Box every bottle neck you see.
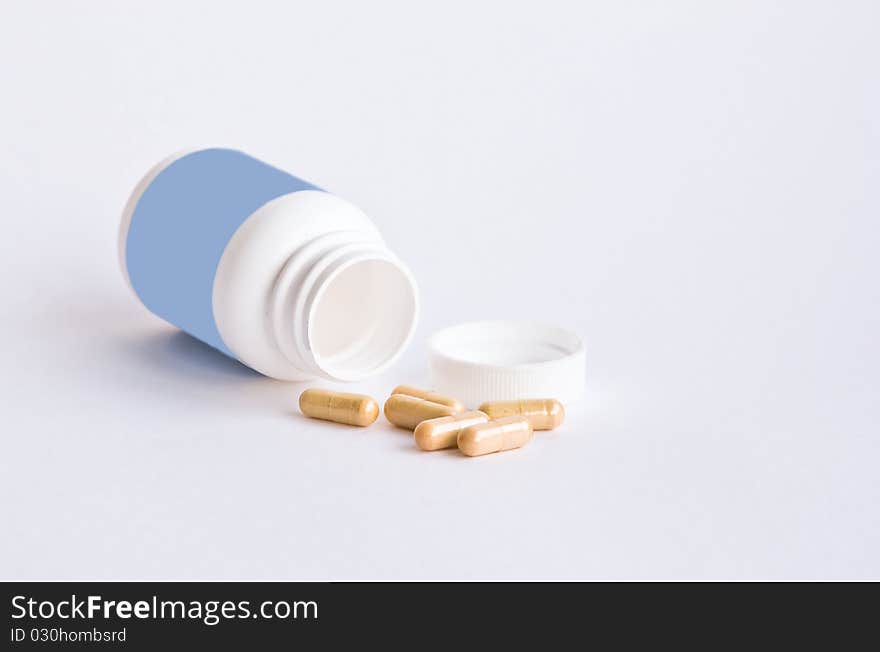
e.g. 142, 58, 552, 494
269, 231, 418, 381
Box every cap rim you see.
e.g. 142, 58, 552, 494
428, 321, 586, 408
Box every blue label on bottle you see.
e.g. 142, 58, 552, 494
124, 148, 321, 354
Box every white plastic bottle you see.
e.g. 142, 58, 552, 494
118, 148, 419, 381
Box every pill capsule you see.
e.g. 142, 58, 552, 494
477, 398, 565, 431
414, 411, 490, 451
299, 389, 379, 427
391, 385, 464, 413
457, 416, 534, 457
384, 394, 457, 430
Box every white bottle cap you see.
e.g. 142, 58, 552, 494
428, 321, 586, 408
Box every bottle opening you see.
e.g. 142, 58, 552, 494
308, 257, 418, 380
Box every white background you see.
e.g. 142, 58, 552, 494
1, 1, 878, 580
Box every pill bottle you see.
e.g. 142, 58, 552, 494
118, 148, 419, 381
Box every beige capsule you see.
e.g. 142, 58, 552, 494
458, 416, 534, 457
299, 389, 379, 427
414, 411, 489, 451
384, 394, 457, 430
477, 398, 565, 431
391, 385, 464, 413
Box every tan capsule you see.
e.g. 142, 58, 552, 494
457, 416, 534, 457
299, 389, 379, 427
384, 394, 457, 430
413, 411, 489, 451
477, 398, 565, 430
391, 385, 464, 413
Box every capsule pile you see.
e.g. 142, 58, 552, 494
298, 385, 565, 457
